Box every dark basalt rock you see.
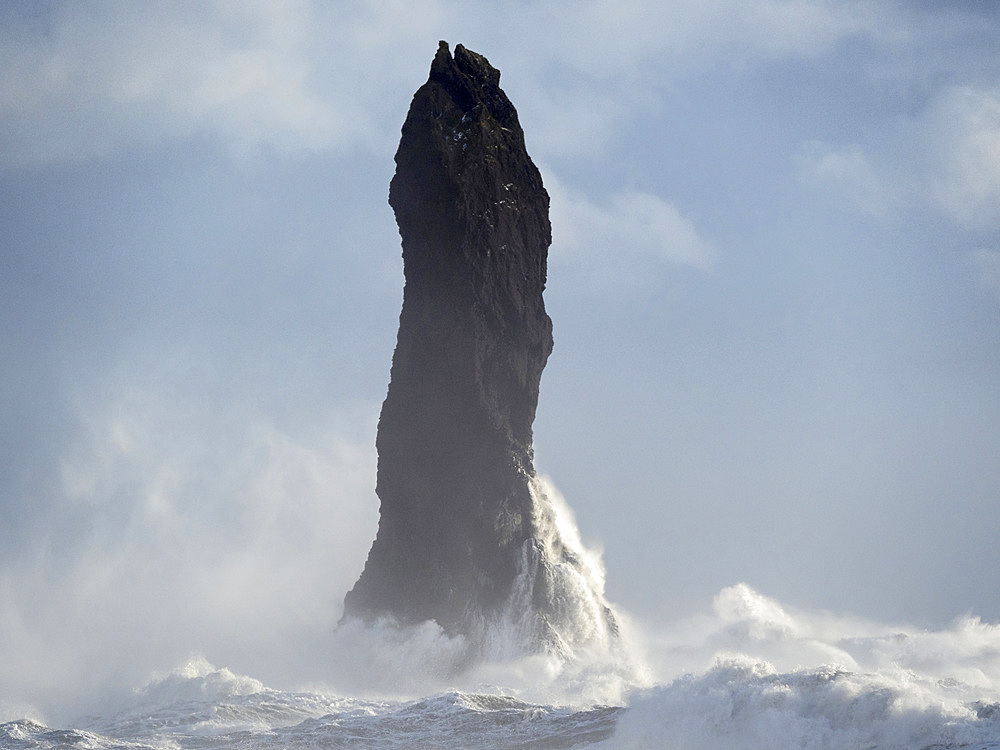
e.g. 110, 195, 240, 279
342, 42, 556, 636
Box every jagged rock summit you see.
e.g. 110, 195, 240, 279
343, 42, 616, 653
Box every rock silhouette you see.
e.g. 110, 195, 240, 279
344, 42, 615, 650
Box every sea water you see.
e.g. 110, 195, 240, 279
5, 586, 1000, 748
4, 477, 1000, 748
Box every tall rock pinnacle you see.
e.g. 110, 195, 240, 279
344, 42, 615, 650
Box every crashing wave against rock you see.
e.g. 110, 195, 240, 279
343, 41, 618, 656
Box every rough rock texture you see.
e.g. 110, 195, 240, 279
342, 42, 556, 637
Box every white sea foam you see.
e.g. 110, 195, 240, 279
4, 584, 1000, 748
327, 605, 643, 708
4, 447, 1000, 749
490, 474, 621, 660
604, 583, 1000, 749
327, 472, 646, 708
474, 473, 631, 674
605, 658, 1000, 750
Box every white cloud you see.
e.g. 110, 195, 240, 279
506, 0, 888, 160
796, 86, 1000, 233
0, 1, 389, 165
546, 170, 716, 290
925, 86, 1000, 231
516, 0, 885, 82
0, 0, 891, 168
796, 141, 897, 216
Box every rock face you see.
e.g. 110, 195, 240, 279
344, 42, 614, 649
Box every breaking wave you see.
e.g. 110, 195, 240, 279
330, 472, 641, 707
485, 474, 624, 660
6, 584, 1000, 748
607, 584, 1000, 749
1, 657, 621, 749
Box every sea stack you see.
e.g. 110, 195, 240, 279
344, 42, 615, 651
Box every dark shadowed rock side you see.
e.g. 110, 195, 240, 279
343, 42, 617, 653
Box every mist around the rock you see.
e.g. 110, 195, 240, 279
1, 408, 999, 746
6, 566, 1000, 748
332, 473, 644, 703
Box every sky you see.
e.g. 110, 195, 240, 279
2, 0, 1000, 720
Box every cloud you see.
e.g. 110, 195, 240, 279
796, 142, 897, 216
924, 86, 1000, 231
546, 170, 716, 290
0, 1, 422, 166
0, 0, 892, 168
516, 0, 885, 82
505, 0, 889, 161
796, 85, 1000, 234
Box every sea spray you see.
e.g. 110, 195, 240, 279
331, 475, 646, 707
602, 584, 1000, 749
604, 658, 1000, 750
485, 475, 623, 659
6, 585, 1000, 747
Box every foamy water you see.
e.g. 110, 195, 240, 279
607, 584, 1000, 749
5, 583, 1000, 748
4, 469, 999, 748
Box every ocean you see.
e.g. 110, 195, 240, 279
5, 580, 1000, 749
4, 474, 999, 749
